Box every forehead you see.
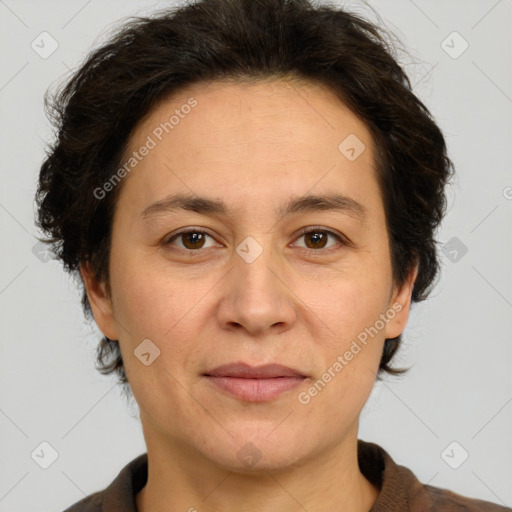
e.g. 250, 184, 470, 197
129, 77, 375, 157
116, 78, 381, 222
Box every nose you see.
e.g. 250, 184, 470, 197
216, 238, 297, 337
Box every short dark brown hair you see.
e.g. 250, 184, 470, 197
35, 0, 454, 396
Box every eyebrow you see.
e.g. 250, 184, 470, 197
141, 192, 367, 223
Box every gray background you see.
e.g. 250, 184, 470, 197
0, 0, 511, 510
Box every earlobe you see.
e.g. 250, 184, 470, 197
384, 263, 419, 340
80, 261, 119, 340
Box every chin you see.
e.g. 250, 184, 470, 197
196, 429, 311, 474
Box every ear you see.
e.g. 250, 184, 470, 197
80, 261, 119, 341
383, 262, 419, 340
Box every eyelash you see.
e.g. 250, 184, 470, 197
163, 226, 348, 256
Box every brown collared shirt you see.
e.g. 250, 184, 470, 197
63, 440, 511, 511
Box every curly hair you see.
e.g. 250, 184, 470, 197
35, 0, 454, 395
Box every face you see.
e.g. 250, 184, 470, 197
82, 78, 416, 472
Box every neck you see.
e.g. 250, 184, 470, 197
136, 421, 379, 512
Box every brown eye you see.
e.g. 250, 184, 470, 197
292, 227, 346, 253
166, 230, 216, 251
164, 226, 346, 256
303, 231, 329, 249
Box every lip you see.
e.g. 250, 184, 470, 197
203, 362, 308, 402
204, 362, 306, 378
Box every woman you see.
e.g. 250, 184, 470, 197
35, 0, 509, 510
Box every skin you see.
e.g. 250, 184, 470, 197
81, 78, 417, 512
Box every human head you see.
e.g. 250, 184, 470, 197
35, 0, 454, 402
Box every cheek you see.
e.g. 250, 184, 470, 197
298, 268, 389, 415
303, 266, 392, 347
109, 258, 203, 423
109, 249, 183, 338
108, 251, 209, 382
304, 290, 386, 426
